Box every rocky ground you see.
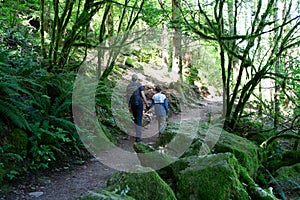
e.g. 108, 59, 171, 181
1, 159, 115, 200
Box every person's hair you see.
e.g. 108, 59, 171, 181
155, 85, 162, 92
132, 74, 138, 81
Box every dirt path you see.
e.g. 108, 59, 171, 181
1, 159, 116, 200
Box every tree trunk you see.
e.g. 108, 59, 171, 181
172, 0, 182, 76
273, 1, 280, 129
161, 11, 169, 68
40, 0, 46, 59
97, 3, 112, 78
274, 60, 280, 129
100, 0, 145, 80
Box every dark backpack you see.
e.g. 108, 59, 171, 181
127, 82, 142, 106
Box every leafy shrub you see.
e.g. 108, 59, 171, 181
25, 72, 84, 169
186, 65, 201, 85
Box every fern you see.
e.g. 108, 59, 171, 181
49, 116, 75, 131
0, 97, 29, 130
0, 66, 33, 131
50, 94, 72, 116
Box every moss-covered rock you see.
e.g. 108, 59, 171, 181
180, 138, 204, 158
125, 57, 135, 68
268, 150, 300, 172
125, 57, 143, 70
133, 142, 156, 154
78, 190, 135, 200
272, 163, 300, 200
158, 122, 180, 147
157, 155, 198, 188
176, 153, 250, 200
275, 162, 300, 179
238, 167, 278, 200
133, 142, 177, 170
106, 166, 177, 200
214, 131, 260, 176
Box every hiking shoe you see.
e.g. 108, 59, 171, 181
135, 137, 142, 143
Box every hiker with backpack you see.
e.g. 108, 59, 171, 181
146, 85, 168, 136
126, 74, 148, 142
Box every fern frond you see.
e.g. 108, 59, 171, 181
49, 116, 75, 131
0, 99, 29, 130
3, 152, 23, 161
52, 99, 72, 116
0, 83, 20, 96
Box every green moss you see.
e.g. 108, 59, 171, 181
176, 153, 250, 200
214, 131, 259, 176
275, 163, 300, 179
133, 142, 177, 172
125, 57, 135, 67
247, 132, 270, 145
274, 163, 300, 200
265, 149, 300, 173
180, 138, 203, 158
280, 150, 300, 167
125, 57, 143, 70
158, 122, 180, 147
106, 166, 177, 200
107, 171, 126, 187
133, 142, 155, 153
158, 155, 198, 184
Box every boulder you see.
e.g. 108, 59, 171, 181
158, 122, 180, 147
176, 153, 250, 200
214, 131, 260, 176
133, 142, 176, 170
162, 153, 277, 200
273, 163, 300, 200
106, 166, 177, 200
268, 150, 300, 172
180, 138, 205, 158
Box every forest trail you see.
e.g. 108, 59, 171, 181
2, 64, 223, 200
3, 97, 222, 200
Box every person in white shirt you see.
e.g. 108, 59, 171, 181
147, 85, 168, 136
